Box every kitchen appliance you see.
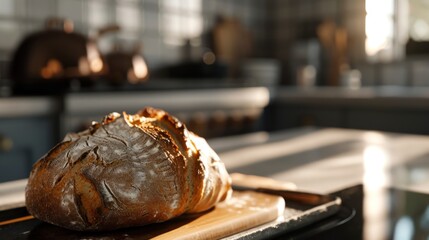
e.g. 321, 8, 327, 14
94, 24, 150, 86
9, 18, 107, 95
104, 43, 149, 86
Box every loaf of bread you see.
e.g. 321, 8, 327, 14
25, 107, 232, 231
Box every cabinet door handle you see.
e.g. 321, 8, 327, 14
0, 135, 13, 152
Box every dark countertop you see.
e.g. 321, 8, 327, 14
211, 127, 429, 239
2, 127, 429, 238
211, 127, 429, 194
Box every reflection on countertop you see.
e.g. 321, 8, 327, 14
210, 127, 429, 195
211, 127, 429, 239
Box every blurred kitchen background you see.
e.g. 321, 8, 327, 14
1, 0, 429, 181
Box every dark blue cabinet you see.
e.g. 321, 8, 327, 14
0, 117, 56, 182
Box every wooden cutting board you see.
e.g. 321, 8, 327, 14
6, 191, 285, 240
150, 191, 285, 240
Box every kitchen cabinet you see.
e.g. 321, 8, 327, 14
0, 116, 56, 182
0, 97, 58, 183
269, 104, 429, 134
267, 103, 429, 134
346, 108, 429, 134
266, 103, 345, 131
268, 87, 429, 134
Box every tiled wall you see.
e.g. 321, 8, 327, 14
0, 0, 267, 74
268, 0, 366, 85
267, 0, 429, 87
356, 58, 429, 87
2, 0, 428, 87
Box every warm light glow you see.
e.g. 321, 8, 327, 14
86, 43, 103, 73
78, 57, 90, 75
363, 145, 390, 189
63, 20, 74, 33
132, 55, 149, 80
363, 144, 391, 240
365, 16, 393, 55
365, 0, 394, 57
90, 58, 103, 73
40, 59, 63, 79
362, 132, 387, 144
366, 0, 394, 15
161, 0, 202, 45
411, 19, 429, 41
202, 51, 216, 65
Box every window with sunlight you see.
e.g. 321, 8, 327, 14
161, 0, 203, 46
365, 0, 395, 61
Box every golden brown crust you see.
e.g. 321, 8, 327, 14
25, 107, 231, 231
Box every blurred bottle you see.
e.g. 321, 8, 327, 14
297, 65, 317, 87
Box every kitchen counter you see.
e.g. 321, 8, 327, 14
274, 86, 429, 109
212, 127, 429, 239
2, 127, 429, 239
269, 86, 429, 135
0, 96, 59, 118
9, 85, 429, 110
2, 126, 429, 204
6, 85, 429, 117
64, 86, 269, 114
212, 127, 429, 194
1, 86, 269, 115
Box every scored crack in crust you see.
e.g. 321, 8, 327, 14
25, 107, 232, 231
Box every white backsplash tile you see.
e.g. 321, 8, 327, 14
0, 0, 14, 16
27, 0, 56, 20
0, 0, 267, 70
142, 10, 159, 32
88, 0, 114, 28
116, 1, 142, 31
0, 21, 22, 50
57, 0, 85, 24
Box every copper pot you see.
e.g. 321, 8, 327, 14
105, 43, 149, 85
9, 18, 107, 94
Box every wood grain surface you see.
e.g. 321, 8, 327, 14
150, 190, 285, 240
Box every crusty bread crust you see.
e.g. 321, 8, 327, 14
25, 107, 232, 231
